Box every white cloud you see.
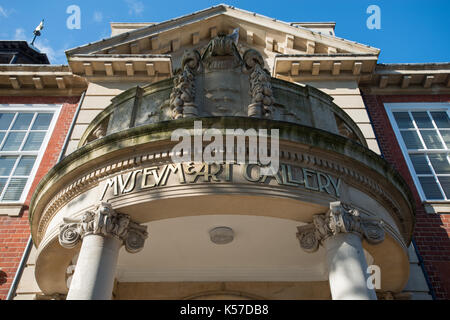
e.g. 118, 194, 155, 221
14, 28, 26, 41
0, 6, 11, 18
34, 39, 67, 65
125, 0, 144, 16
93, 11, 103, 23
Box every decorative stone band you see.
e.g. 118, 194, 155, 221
296, 201, 385, 253
59, 202, 148, 253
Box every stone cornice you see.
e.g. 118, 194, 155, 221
67, 54, 172, 81
65, 5, 379, 57
0, 64, 87, 96
273, 54, 378, 82
359, 63, 450, 94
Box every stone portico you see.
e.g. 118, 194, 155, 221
27, 28, 415, 300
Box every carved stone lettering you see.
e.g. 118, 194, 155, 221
100, 162, 342, 201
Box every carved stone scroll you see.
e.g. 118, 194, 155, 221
243, 49, 275, 119
296, 201, 385, 253
59, 202, 148, 253
169, 49, 201, 119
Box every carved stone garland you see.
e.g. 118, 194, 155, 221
296, 201, 385, 253
243, 49, 275, 119
59, 202, 148, 253
169, 49, 201, 119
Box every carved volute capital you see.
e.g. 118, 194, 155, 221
296, 201, 385, 253
59, 202, 149, 253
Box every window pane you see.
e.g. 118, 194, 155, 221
431, 111, 450, 128
438, 176, 450, 199
13, 156, 36, 176
412, 112, 433, 128
1, 132, 26, 151
428, 154, 450, 174
394, 112, 414, 129
2, 178, 27, 201
0, 178, 6, 195
0, 156, 18, 176
11, 113, 33, 130
0, 113, 14, 130
421, 130, 444, 149
32, 113, 53, 130
410, 154, 432, 174
0, 132, 5, 145
22, 132, 45, 151
440, 130, 450, 148
419, 176, 444, 200
401, 131, 423, 149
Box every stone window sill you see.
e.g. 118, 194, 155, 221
0, 203, 24, 217
423, 201, 450, 214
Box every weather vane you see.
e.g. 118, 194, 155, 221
31, 19, 44, 46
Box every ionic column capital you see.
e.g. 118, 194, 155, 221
296, 201, 385, 253
59, 202, 148, 253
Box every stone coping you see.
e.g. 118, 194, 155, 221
78, 76, 368, 148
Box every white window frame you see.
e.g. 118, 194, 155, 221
0, 104, 61, 204
384, 102, 450, 203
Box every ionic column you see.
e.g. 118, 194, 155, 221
296, 201, 385, 300
59, 202, 148, 300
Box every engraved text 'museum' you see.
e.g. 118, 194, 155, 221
100, 162, 341, 200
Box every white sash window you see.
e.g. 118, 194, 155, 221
385, 103, 450, 201
0, 105, 60, 203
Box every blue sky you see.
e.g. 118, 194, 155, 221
0, 0, 448, 65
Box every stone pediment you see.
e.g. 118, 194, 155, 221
66, 4, 379, 79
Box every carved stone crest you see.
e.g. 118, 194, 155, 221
59, 202, 148, 253
168, 32, 275, 119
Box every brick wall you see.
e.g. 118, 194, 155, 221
362, 93, 450, 300
0, 96, 80, 300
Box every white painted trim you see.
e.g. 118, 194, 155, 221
384, 102, 450, 204
0, 104, 62, 209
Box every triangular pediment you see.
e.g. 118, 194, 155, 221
66, 4, 379, 80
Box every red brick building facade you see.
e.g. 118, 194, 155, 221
363, 93, 450, 299
0, 96, 80, 300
